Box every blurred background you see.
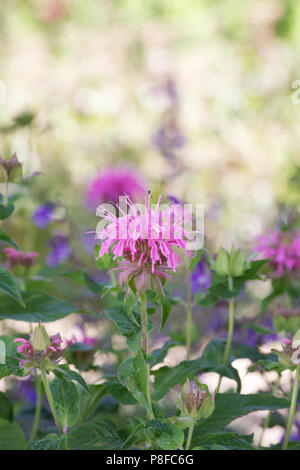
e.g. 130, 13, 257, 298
1, 0, 300, 250
1, 0, 300, 446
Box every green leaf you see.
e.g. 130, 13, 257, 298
0, 418, 27, 450
50, 377, 80, 430
68, 416, 122, 450
0, 393, 13, 421
0, 202, 14, 220
105, 302, 140, 336
118, 353, 151, 414
0, 291, 76, 322
145, 420, 184, 450
0, 229, 19, 249
248, 358, 284, 374
104, 377, 138, 405
192, 393, 290, 447
188, 250, 202, 270
149, 340, 181, 367
152, 338, 241, 400
53, 364, 89, 393
193, 432, 255, 450
94, 245, 116, 270
29, 433, 62, 450
0, 336, 27, 379
197, 259, 268, 306
0, 266, 24, 306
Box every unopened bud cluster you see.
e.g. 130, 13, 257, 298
0, 153, 23, 183
177, 378, 215, 422
271, 329, 300, 370
14, 324, 66, 371
215, 247, 245, 278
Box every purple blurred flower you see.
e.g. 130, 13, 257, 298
191, 261, 212, 294
85, 166, 146, 210
32, 203, 55, 229
152, 121, 185, 161
47, 235, 71, 266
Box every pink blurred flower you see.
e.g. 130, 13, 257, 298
95, 193, 192, 294
37, 0, 69, 24
254, 229, 300, 276
85, 166, 145, 210
3, 247, 39, 269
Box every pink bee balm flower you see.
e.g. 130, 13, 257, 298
3, 247, 39, 269
95, 193, 193, 294
254, 229, 300, 276
85, 166, 146, 210
14, 331, 66, 370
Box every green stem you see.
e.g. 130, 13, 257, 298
216, 294, 235, 393
141, 293, 154, 419
282, 367, 300, 450
29, 374, 42, 443
186, 270, 192, 360
3, 179, 8, 206
41, 366, 63, 435
185, 423, 195, 450
258, 375, 280, 447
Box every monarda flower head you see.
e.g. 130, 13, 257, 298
4, 247, 39, 269
95, 193, 193, 294
254, 229, 300, 277
14, 323, 67, 371
85, 166, 145, 211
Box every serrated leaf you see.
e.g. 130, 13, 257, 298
50, 377, 80, 430
29, 433, 62, 450
105, 302, 140, 336
145, 420, 184, 450
193, 432, 255, 450
152, 338, 241, 400
191, 393, 290, 447
68, 416, 122, 450
118, 354, 151, 414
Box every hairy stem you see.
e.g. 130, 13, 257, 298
186, 269, 192, 360
185, 423, 195, 450
41, 366, 63, 435
29, 374, 42, 443
216, 288, 235, 393
282, 367, 300, 450
141, 293, 154, 419
3, 179, 8, 206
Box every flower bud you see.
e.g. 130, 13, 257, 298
0, 153, 23, 183
32, 323, 50, 351
271, 330, 300, 370
215, 248, 230, 276
229, 250, 245, 277
177, 378, 215, 422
